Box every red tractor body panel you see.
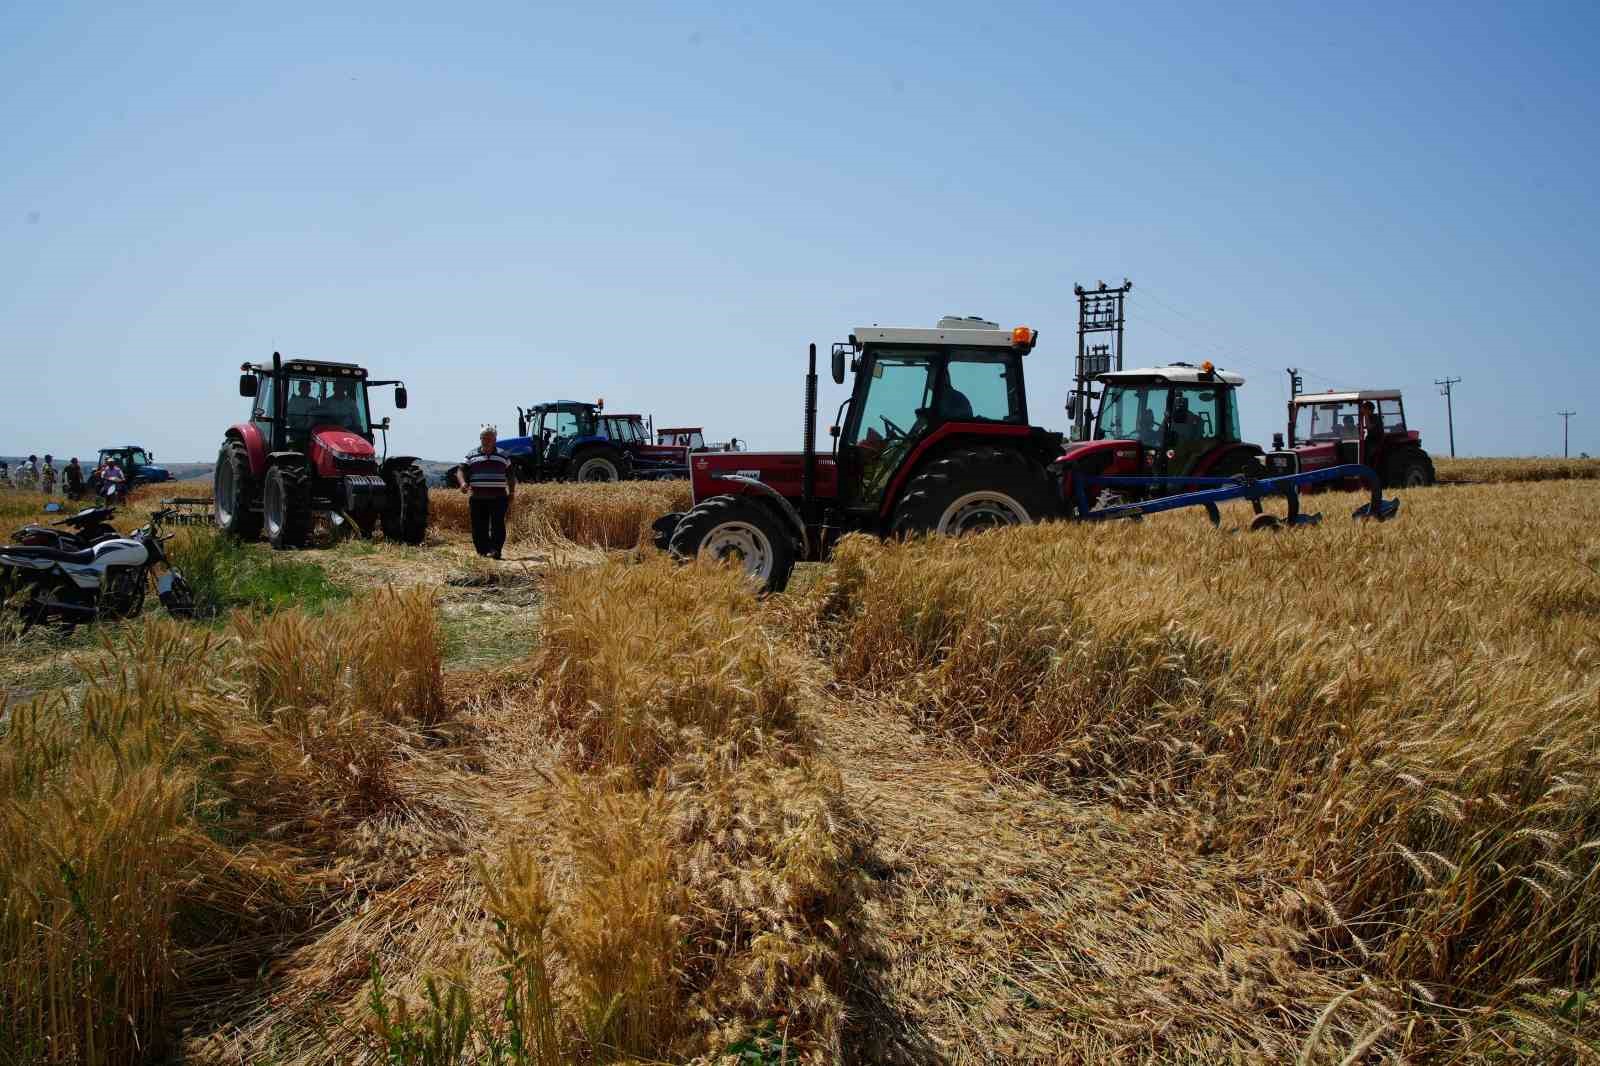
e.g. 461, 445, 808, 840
689, 450, 840, 506
1058, 438, 1257, 477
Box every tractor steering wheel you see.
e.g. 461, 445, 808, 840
879, 414, 907, 440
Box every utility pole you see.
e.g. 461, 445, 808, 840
1434, 376, 1461, 458
1071, 279, 1131, 440
1559, 410, 1576, 458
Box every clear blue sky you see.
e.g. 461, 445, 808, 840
3, 0, 1596, 461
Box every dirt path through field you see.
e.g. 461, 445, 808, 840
813, 693, 1371, 1065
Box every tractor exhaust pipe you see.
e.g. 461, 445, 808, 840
802, 342, 818, 520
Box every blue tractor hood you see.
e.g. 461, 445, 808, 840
497, 435, 535, 459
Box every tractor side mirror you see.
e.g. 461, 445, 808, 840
1065, 396, 1078, 420
831, 348, 846, 385
239, 374, 258, 397
394, 386, 408, 409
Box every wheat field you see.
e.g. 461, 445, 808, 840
2, 475, 1598, 1063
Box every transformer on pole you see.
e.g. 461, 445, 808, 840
1071, 279, 1131, 440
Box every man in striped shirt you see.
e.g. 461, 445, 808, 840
455, 424, 516, 558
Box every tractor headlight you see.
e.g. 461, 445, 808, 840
329, 448, 359, 461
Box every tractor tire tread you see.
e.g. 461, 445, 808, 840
666, 494, 795, 594
383, 462, 431, 545
891, 446, 1057, 538
215, 441, 263, 540
265, 463, 313, 550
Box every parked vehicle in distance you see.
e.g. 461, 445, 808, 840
502, 401, 632, 482
89, 446, 171, 489
1267, 389, 1435, 488
214, 352, 429, 548
605, 413, 690, 479
657, 427, 746, 453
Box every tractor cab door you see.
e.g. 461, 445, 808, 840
1163, 385, 1230, 474
839, 351, 938, 511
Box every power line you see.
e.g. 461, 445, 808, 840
1559, 410, 1577, 458
1435, 377, 1462, 458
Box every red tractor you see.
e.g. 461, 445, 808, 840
653, 318, 1063, 592
1057, 361, 1264, 503
1266, 389, 1435, 488
214, 353, 430, 549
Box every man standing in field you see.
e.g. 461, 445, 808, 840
456, 424, 516, 559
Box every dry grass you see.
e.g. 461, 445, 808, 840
1435, 456, 1600, 482
795, 479, 1600, 1059
428, 480, 692, 550
0, 590, 451, 1066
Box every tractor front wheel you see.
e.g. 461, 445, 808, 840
262, 464, 313, 549
1384, 449, 1434, 488
891, 447, 1056, 538
667, 495, 795, 594
382, 461, 431, 545
214, 441, 262, 540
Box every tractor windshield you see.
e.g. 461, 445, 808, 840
543, 408, 596, 440
283, 375, 370, 438
1295, 402, 1360, 443
1097, 384, 1169, 445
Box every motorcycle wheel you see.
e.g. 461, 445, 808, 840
17, 578, 81, 636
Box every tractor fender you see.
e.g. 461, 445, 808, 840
877, 423, 1036, 521
381, 455, 421, 472
226, 423, 268, 478
710, 474, 808, 558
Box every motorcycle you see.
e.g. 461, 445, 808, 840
0, 509, 195, 633
11, 506, 123, 552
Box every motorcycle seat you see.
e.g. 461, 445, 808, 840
0, 544, 97, 564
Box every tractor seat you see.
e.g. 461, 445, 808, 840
1, 544, 97, 564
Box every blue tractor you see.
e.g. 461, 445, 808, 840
500, 401, 633, 482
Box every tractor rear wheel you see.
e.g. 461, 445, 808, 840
573, 448, 625, 483
891, 447, 1056, 538
667, 494, 795, 594
1384, 449, 1434, 488
382, 461, 431, 545
262, 464, 313, 549
214, 441, 262, 540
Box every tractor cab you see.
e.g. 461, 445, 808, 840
1062, 362, 1261, 484
657, 427, 708, 450
1278, 389, 1434, 487
832, 317, 1042, 517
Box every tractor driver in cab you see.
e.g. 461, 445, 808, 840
1360, 401, 1385, 467
285, 378, 318, 436
324, 379, 361, 430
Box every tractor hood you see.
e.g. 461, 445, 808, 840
497, 435, 535, 458
312, 426, 377, 460
689, 450, 838, 504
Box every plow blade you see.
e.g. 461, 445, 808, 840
1072, 464, 1400, 528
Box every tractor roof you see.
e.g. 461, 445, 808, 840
854, 319, 1036, 351
531, 400, 599, 412
656, 427, 703, 434
247, 358, 369, 378
1100, 363, 1245, 386
1292, 389, 1402, 405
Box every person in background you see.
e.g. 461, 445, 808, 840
0, 460, 8, 486
455, 424, 516, 559
101, 456, 127, 501
40, 454, 57, 495
17, 455, 39, 490
1360, 401, 1386, 468
64, 457, 84, 499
